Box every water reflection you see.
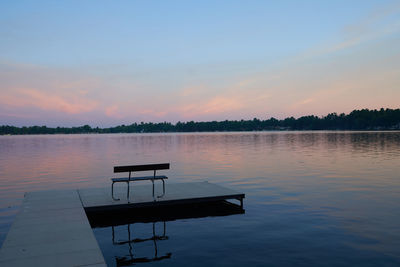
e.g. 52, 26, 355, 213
88, 201, 244, 266
112, 222, 171, 266
1, 132, 400, 265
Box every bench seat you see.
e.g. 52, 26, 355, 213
112, 175, 168, 183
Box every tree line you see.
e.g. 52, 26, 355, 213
1, 108, 400, 135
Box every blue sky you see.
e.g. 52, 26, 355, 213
1, 0, 399, 126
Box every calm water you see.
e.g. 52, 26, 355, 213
0, 132, 400, 266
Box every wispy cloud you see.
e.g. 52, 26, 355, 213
177, 96, 244, 118
343, 1, 400, 36
105, 105, 123, 119
1, 88, 98, 114
299, 2, 400, 60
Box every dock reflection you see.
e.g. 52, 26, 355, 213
87, 200, 244, 266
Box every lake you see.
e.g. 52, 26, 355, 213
0, 131, 399, 266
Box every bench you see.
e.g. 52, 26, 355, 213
111, 163, 170, 201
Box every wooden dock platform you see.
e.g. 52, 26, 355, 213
79, 181, 245, 212
0, 182, 244, 267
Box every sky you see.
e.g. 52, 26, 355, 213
1, 0, 399, 127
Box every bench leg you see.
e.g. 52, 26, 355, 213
127, 181, 130, 200
152, 222, 158, 257
157, 179, 166, 198
163, 221, 166, 237
152, 180, 155, 198
112, 182, 120, 201
112, 226, 115, 243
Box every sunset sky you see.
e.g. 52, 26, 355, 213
1, 0, 399, 127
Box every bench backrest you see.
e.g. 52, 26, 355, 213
114, 163, 170, 173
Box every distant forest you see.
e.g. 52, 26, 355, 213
1, 108, 400, 135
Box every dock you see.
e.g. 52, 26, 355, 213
0, 182, 244, 266
80, 181, 245, 211
0, 189, 106, 267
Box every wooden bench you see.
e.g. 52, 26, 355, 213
111, 163, 170, 201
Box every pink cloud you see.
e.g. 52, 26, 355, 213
105, 105, 125, 119
0, 88, 98, 114
174, 96, 244, 119
202, 96, 244, 114
139, 109, 168, 118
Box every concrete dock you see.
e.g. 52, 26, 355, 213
0, 189, 106, 267
0, 182, 244, 266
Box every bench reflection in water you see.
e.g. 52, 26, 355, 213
113, 222, 170, 265
87, 200, 245, 266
